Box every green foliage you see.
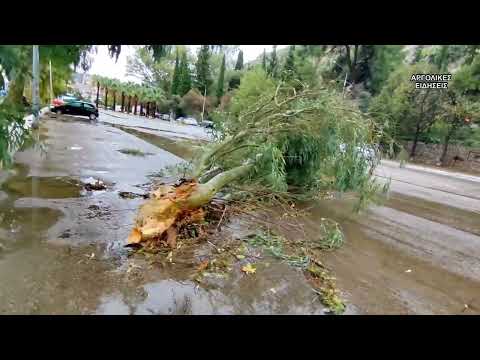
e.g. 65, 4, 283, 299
452, 54, 480, 96
171, 50, 180, 95
0, 104, 29, 167
178, 51, 192, 96
369, 63, 445, 145
198, 84, 384, 210
195, 45, 213, 95
126, 46, 174, 92
229, 69, 276, 117
368, 45, 405, 94
227, 71, 241, 90
235, 50, 244, 70
216, 54, 226, 99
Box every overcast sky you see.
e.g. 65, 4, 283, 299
88, 45, 287, 82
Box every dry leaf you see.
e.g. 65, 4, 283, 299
197, 260, 209, 272
236, 254, 245, 260
241, 263, 256, 275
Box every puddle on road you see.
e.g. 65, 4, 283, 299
95, 260, 325, 315
1, 164, 83, 199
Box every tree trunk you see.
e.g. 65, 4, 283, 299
105, 88, 108, 110
96, 81, 100, 108
121, 92, 125, 112
112, 91, 116, 111
146, 102, 150, 118
128, 162, 254, 245
140, 102, 144, 116
152, 103, 157, 118
410, 124, 421, 158
127, 96, 131, 113
134, 96, 138, 115
440, 126, 456, 166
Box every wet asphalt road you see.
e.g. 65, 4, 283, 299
1, 112, 479, 314
0, 115, 326, 315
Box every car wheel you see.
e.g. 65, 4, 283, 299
89, 113, 97, 121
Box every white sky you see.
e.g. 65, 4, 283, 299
88, 45, 287, 82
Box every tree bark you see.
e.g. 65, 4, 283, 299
112, 91, 116, 111
134, 96, 138, 115
185, 163, 254, 208
121, 92, 125, 112
146, 102, 150, 118
140, 102, 144, 116
96, 81, 100, 108
410, 124, 421, 158
105, 88, 108, 110
440, 125, 457, 166
127, 96, 131, 113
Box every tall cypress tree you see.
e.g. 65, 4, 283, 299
216, 54, 226, 99
195, 45, 213, 95
262, 49, 267, 71
178, 52, 192, 96
282, 45, 296, 80
267, 45, 278, 78
171, 49, 180, 95
235, 50, 244, 70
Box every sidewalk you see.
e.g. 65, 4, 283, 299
98, 109, 212, 141
381, 159, 480, 184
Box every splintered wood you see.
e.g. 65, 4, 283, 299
127, 180, 205, 248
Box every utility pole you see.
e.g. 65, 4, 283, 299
49, 59, 53, 105
32, 45, 40, 128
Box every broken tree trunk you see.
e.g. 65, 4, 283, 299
127, 163, 253, 247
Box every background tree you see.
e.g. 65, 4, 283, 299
437, 92, 479, 165
178, 52, 192, 96
370, 63, 446, 158
216, 54, 226, 99
195, 45, 213, 95
281, 45, 296, 81
171, 50, 180, 95
262, 49, 267, 72
267, 45, 278, 78
235, 50, 244, 70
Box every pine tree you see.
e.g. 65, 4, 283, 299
262, 49, 267, 71
267, 45, 278, 78
195, 45, 213, 95
178, 52, 192, 96
216, 54, 226, 99
235, 50, 244, 70
282, 45, 296, 81
171, 49, 180, 95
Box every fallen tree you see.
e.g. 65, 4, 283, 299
128, 84, 386, 248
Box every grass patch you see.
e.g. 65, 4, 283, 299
118, 148, 153, 157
